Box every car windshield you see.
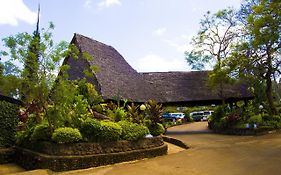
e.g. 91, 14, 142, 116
204, 112, 211, 115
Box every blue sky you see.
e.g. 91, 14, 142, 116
0, 0, 241, 72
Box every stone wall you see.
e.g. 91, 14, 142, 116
14, 137, 167, 171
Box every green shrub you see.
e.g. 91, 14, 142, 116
52, 127, 82, 144
31, 123, 51, 141
15, 131, 30, 145
80, 118, 102, 142
145, 100, 163, 125
118, 121, 149, 141
260, 120, 281, 129
272, 115, 281, 122
0, 101, 19, 147
149, 123, 165, 136
248, 114, 263, 125
185, 116, 193, 122
100, 121, 122, 142
162, 121, 173, 129
234, 122, 247, 129
213, 117, 227, 129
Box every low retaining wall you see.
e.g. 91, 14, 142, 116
14, 137, 167, 171
162, 136, 189, 149
0, 148, 14, 164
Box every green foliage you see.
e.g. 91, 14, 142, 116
100, 121, 122, 142
223, 0, 281, 114
46, 80, 93, 130
30, 123, 51, 141
0, 22, 69, 106
0, 101, 19, 147
118, 121, 149, 141
209, 102, 281, 130
149, 123, 165, 136
77, 79, 103, 106
106, 101, 127, 122
15, 131, 30, 145
247, 114, 263, 125
126, 103, 145, 124
52, 127, 82, 144
185, 7, 238, 70
163, 106, 178, 113
209, 105, 226, 122
1, 22, 98, 138
145, 100, 163, 125
80, 118, 102, 142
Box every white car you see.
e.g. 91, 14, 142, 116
170, 113, 185, 120
202, 111, 214, 121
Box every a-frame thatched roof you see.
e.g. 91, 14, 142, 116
63, 33, 253, 105
65, 33, 165, 103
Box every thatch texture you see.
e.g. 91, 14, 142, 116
64, 33, 253, 105
141, 71, 252, 105
65, 34, 164, 102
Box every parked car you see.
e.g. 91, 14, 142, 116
202, 111, 214, 121
161, 112, 173, 119
161, 112, 185, 120
170, 113, 185, 119
190, 111, 204, 121
190, 111, 214, 121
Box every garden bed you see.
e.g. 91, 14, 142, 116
14, 137, 167, 171
211, 127, 281, 136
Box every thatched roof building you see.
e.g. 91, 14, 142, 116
63, 33, 253, 106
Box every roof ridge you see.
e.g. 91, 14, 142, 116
140, 71, 211, 74
74, 33, 114, 49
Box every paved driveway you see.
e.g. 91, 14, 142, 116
58, 122, 281, 175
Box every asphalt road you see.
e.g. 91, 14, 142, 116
58, 122, 281, 175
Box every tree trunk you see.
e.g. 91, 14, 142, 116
265, 73, 276, 115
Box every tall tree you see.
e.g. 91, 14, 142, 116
21, 5, 41, 102
0, 21, 69, 107
185, 8, 240, 103
228, 0, 281, 114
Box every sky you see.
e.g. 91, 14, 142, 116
0, 0, 242, 72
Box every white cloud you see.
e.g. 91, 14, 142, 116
153, 27, 167, 36
83, 0, 93, 9
135, 54, 188, 72
98, 0, 121, 8
0, 0, 37, 26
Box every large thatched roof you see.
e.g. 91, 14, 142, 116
65, 33, 165, 102
64, 33, 253, 105
141, 71, 252, 105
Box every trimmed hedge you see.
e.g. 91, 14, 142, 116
100, 121, 122, 142
80, 118, 102, 142
0, 101, 19, 147
118, 121, 149, 141
52, 127, 82, 144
